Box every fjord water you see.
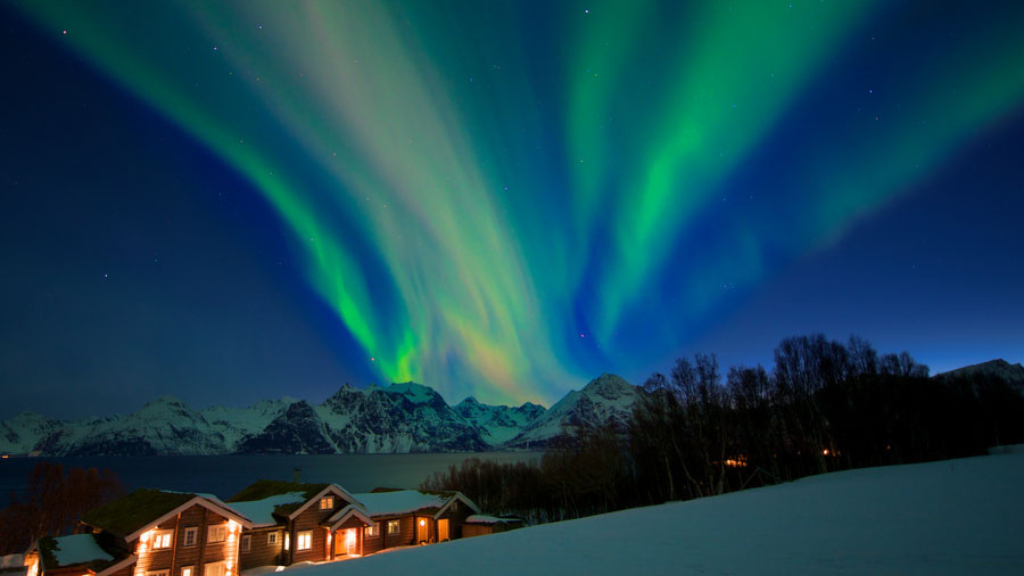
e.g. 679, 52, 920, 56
0, 452, 543, 499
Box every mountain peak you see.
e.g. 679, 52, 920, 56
936, 358, 1024, 384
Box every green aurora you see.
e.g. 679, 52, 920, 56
17, 0, 1024, 405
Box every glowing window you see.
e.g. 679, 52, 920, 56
364, 523, 379, 538
387, 520, 400, 535
152, 530, 173, 550
149, 571, 169, 576
296, 531, 312, 551
182, 567, 194, 576
205, 562, 225, 576
319, 497, 334, 510
207, 524, 227, 543
183, 527, 198, 547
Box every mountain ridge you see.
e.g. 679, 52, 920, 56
0, 376, 640, 456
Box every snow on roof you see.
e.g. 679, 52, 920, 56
51, 535, 113, 567
228, 492, 309, 527
349, 490, 447, 518
464, 515, 520, 525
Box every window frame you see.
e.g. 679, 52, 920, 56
181, 567, 194, 576
267, 532, 278, 545
240, 534, 251, 553
151, 530, 174, 550
207, 524, 227, 544
319, 496, 334, 510
183, 526, 198, 548
204, 561, 225, 576
296, 530, 312, 551
364, 523, 379, 538
387, 520, 400, 535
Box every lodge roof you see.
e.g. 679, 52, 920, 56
81, 489, 195, 539
35, 534, 119, 572
228, 480, 333, 517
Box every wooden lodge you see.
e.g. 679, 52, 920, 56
24, 479, 502, 576
25, 489, 253, 576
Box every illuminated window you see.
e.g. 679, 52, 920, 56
149, 571, 169, 576
152, 530, 173, 550
207, 524, 227, 543
240, 534, 251, 553
205, 562, 225, 576
182, 567, 194, 576
267, 532, 278, 545
296, 531, 312, 551
364, 523, 379, 538
284, 533, 290, 551
319, 497, 334, 510
387, 520, 400, 535
183, 527, 198, 547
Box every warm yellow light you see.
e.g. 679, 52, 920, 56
419, 519, 426, 527
822, 449, 830, 456
140, 531, 152, 542
228, 520, 239, 532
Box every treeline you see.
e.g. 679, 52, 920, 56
422, 334, 1024, 522
0, 462, 124, 554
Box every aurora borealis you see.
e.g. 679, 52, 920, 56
3, 1, 1024, 417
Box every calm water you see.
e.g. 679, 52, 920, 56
0, 452, 544, 500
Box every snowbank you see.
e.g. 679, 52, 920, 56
281, 450, 1024, 576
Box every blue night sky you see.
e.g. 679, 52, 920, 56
2, 0, 1023, 420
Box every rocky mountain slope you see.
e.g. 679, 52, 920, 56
0, 376, 644, 456
935, 358, 1024, 391
505, 373, 641, 448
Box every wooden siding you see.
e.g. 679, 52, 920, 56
437, 501, 474, 540
287, 496, 345, 564
238, 527, 284, 570
132, 503, 238, 576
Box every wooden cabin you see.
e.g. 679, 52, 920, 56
332, 488, 480, 556
462, 515, 524, 538
30, 489, 254, 576
227, 481, 369, 568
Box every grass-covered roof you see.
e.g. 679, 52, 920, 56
228, 480, 330, 516
228, 480, 329, 503
81, 489, 194, 539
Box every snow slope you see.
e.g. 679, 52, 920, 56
279, 450, 1024, 576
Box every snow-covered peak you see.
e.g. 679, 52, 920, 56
382, 382, 438, 404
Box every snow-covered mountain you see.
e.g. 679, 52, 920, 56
0, 376, 643, 456
935, 358, 1024, 391
0, 411, 62, 454
453, 397, 546, 445
506, 373, 641, 448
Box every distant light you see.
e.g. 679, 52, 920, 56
419, 519, 426, 527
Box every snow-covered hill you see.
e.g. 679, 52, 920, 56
506, 373, 640, 448
272, 448, 1024, 576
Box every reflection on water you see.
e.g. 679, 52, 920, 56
0, 452, 544, 499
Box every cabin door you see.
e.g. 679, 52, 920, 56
336, 528, 357, 555
437, 518, 449, 542
416, 517, 429, 543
